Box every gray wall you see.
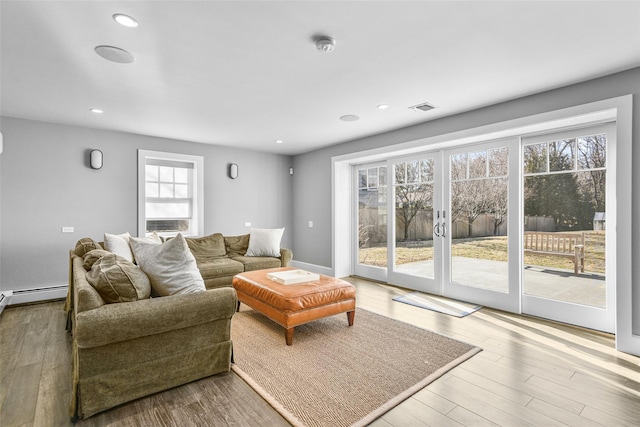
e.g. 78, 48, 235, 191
0, 117, 292, 291
291, 67, 639, 327
292, 67, 639, 264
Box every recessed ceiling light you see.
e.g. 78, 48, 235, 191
89, 108, 104, 114
340, 114, 360, 122
377, 104, 389, 110
275, 140, 284, 144
113, 13, 138, 28
95, 45, 135, 63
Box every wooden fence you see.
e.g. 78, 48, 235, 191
359, 208, 510, 244
359, 209, 561, 245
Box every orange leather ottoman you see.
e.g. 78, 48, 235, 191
232, 267, 356, 345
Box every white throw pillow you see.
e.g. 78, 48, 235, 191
104, 232, 133, 262
245, 227, 284, 257
130, 233, 205, 296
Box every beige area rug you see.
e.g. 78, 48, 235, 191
231, 307, 481, 427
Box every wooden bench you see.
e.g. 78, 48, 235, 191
524, 231, 585, 275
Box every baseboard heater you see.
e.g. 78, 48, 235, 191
5, 285, 68, 307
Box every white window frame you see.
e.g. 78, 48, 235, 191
137, 150, 204, 237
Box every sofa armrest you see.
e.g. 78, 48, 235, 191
75, 287, 237, 348
280, 248, 293, 266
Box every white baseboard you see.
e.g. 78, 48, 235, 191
290, 260, 334, 277
0, 291, 12, 315
6, 285, 68, 306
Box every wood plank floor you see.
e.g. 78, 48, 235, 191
2, 278, 640, 426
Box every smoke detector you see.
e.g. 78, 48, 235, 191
315, 37, 336, 53
408, 102, 436, 112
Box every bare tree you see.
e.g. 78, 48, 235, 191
486, 178, 508, 235
451, 180, 490, 236
449, 148, 509, 237
396, 183, 433, 241
395, 161, 433, 241
577, 134, 606, 213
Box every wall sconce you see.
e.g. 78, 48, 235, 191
228, 163, 238, 179
90, 149, 103, 169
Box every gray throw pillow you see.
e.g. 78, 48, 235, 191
130, 233, 206, 296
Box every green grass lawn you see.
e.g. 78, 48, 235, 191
359, 231, 605, 274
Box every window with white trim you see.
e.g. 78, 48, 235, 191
138, 150, 204, 237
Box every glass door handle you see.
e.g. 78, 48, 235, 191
434, 223, 441, 237
441, 210, 447, 237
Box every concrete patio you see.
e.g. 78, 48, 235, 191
394, 257, 606, 308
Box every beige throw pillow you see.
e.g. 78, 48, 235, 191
130, 233, 206, 296
74, 238, 102, 257
86, 253, 151, 303
245, 227, 284, 257
82, 249, 112, 271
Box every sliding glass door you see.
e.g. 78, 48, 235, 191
442, 140, 520, 311
521, 124, 615, 332
355, 143, 519, 310
354, 163, 388, 282
387, 154, 441, 293
351, 124, 615, 332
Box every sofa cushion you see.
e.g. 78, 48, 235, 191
245, 228, 284, 257
186, 233, 226, 259
75, 238, 102, 257
86, 253, 151, 303
130, 233, 206, 296
104, 232, 134, 262
231, 256, 282, 271
82, 249, 112, 271
224, 234, 250, 258
197, 258, 245, 279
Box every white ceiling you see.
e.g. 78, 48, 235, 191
2, 1, 639, 155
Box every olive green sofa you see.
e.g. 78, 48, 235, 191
65, 233, 292, 419
67, 251, 237, 420
187, 233, 293, 289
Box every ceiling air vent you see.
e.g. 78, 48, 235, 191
408, 102, 436, 112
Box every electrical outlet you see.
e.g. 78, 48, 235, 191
61, 226, 74, 233
245, 222, 251, 227
308, 221, 314, 228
